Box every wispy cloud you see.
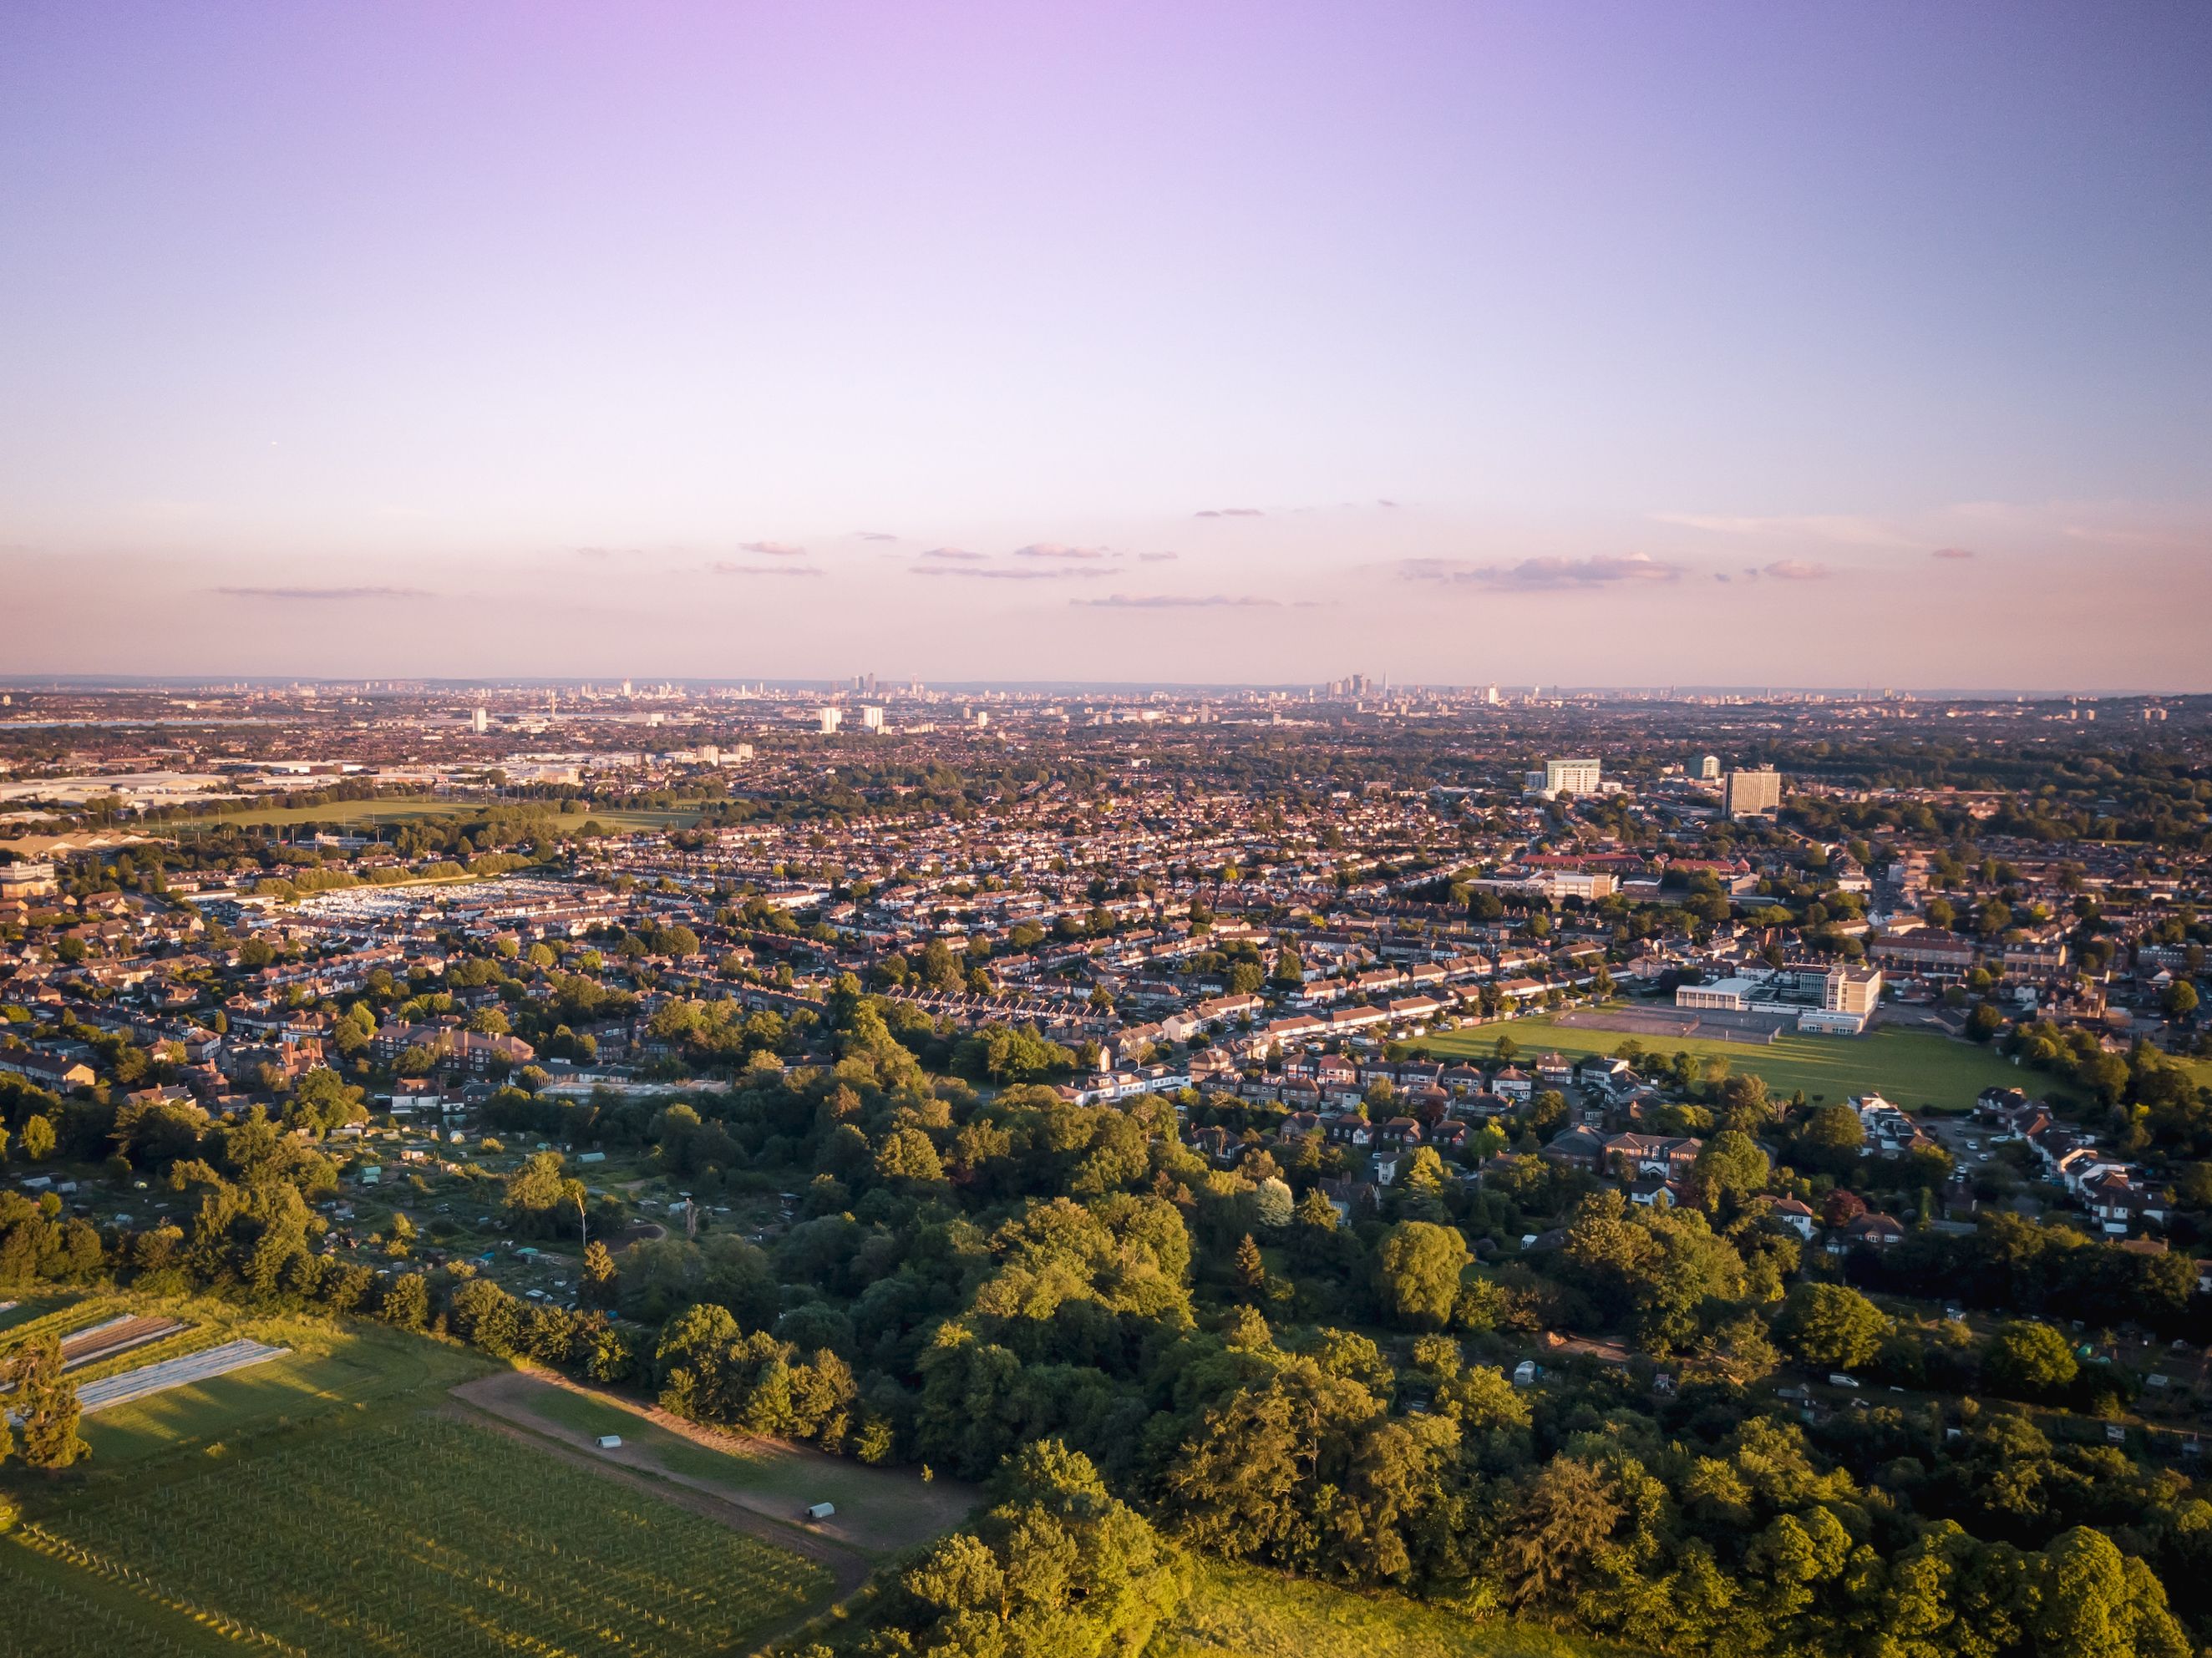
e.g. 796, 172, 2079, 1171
1012, 542, 1114, 560
214, 585, 431, 601
1138, 550, 1180, 563
911, 565, 1103, 581
854, 530, 899, 542
1194, 507, 1265, 518
1931, 545, 1976, 560
1401, 553, 1684, 590
1761, 558, 1830, 581
919, 546, 987, 561
1652, 511, 1910, 547
710, 561, 821, 579
576, 545, 648, 560
1377, 499, 1401, 510
739, 540, 806, 557
1073, 593, 1280, 609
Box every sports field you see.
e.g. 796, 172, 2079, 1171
1412, 1015, 2042, 1113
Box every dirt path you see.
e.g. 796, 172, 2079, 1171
453, 1366, 977, 1555
441, 1394, 870, 1654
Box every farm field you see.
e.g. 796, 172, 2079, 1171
455, 1368, 977, 1560
1413, 1015, 2040, 1113
7, 1414, 833, 1658
1147, 1559, 1635, 1658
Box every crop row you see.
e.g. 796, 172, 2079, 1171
42, 1415, 831, 1657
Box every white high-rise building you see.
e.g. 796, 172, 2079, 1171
471, 707, 488, 734
1699, 754, 1721, 779
818, 707, 843, 734
1526, 757, 1600, 798
860, 705, 885, 732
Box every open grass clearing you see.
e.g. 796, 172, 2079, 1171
454, 1366, 977, 1560
1413, 1015, 2040, 1113
1148, 1559, 1636, 1658
75, 1304, 489, 1469
0, 1294, 107, 1348
9, 1412, 832, 1658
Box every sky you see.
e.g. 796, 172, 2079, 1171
2, 1, 2208, 688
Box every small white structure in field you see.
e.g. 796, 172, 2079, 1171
596, 1434, 623, 1449
804, 1502, 836, 1521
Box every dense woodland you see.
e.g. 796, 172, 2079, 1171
4, 968, 2209, 1658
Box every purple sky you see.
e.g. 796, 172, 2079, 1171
3, 2, 2207, 687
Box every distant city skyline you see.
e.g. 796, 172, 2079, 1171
3, 2, 2208, 686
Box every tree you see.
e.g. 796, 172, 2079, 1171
1690, 1129, 1770, 1211
20, 1116, 54, 1163
1489, 1456, 1625, 1610
6, 1336, 87, 1468
1792, 1102, 1864, 1178
2166, 981, 2199, 1022
875, 1126, 945, 1184
378, 1272, 429, 1330
1983, 1321, 2078, 1401
1233, 1233, 1266, 1301
893, 1439, 1180, 1652
2033, 1526, 2191, 1658
503, 1151, 586, 1239
1252, 1175, 1294, 1231
287, 1067, 368, 1135
581, 1239, 617, 1304
1375, 1221, 1470, 1330
1773, 1281, 1889, 1371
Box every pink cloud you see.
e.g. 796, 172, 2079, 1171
1401, 552, 1683, 590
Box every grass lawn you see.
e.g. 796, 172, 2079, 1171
1412, 1015, 2041, 1113
79, 1316, 488, 1468
0, 1291, 491, 1471
0, 1290, 87, 1336
1148, 1559, 1634, 1658
474, 1372, 975, 1559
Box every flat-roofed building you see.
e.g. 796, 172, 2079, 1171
1722, 767, 1783, 819
1677, 976, 1760, 1012
1525, 757, 1601, 799
1825, 966, 1882, 1017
